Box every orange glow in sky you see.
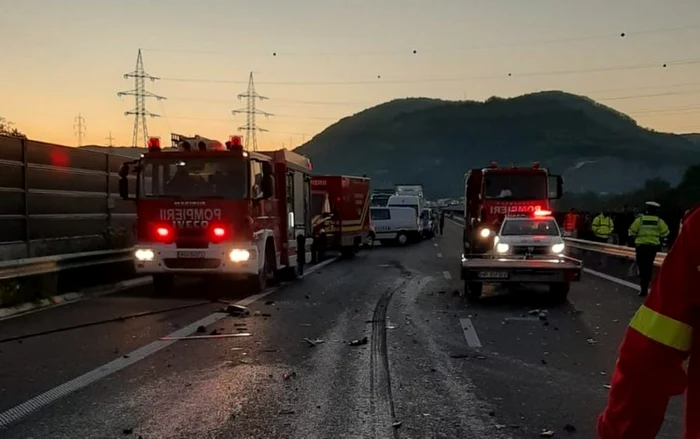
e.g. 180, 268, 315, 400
1, 0, 699, 150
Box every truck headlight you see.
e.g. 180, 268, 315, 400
135, 249, 155, 261
551, 243, 565, 254
496, 243, 510, 254
479, 228, 491, 238
229, 249, 250, 262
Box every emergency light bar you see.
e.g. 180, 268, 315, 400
147, 137, 161, 152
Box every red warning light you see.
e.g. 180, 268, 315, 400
533, 210, 552, 217
213, 227, 225, 237
227, 136, 243, 150
148, 137, 161, 151
155, 226, 170, 238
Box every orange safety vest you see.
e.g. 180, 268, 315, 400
564, 213, 578, 231
597, 204, 700, 439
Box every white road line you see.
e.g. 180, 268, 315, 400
437, 253, 443, 258
0, 256, 339, 429
583, 267, 640, 291
443, 271, 452, 280
459, 318, 482, 348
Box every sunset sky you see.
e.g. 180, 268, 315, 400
1, 0, 699, 150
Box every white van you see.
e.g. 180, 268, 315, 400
387, 195, 426, 237
370, 206, 420, 245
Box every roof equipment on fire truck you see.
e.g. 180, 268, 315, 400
147, 137, 161, 152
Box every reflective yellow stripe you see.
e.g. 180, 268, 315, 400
629, 305, 693, 352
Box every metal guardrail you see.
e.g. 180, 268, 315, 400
0, 248, 133, 281
446, 213, 667, 267
563, 238, 666, 266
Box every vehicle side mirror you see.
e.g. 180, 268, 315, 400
549, 175, 564, 199
262, 174, 274, 199
118, 163, 130, 200
119, 177, 130, 200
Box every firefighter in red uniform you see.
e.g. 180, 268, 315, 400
597, 205, 700, 439
563, 208, 579, 238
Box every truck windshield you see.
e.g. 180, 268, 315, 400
484, 173, 547, 200
140, 157, 248, 199
501, 219, 559, 236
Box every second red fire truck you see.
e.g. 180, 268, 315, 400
310, 175, 371, 259
118, 134, 313, 294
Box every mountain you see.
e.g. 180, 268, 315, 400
294, 91, 700, 198
682, 133, 700, 146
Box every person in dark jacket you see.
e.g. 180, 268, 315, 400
439, 210, 445, 235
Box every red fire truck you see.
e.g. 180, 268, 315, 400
117, 134, 313, 294
310, 175, 371, 259
463, 162, 563, 256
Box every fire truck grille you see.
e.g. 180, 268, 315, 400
163, 258, 221, 269
175, 240, 209, 249
511, 245, 550, 256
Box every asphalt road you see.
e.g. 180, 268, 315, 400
0, 221, 684, 438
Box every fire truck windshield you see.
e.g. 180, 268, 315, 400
483, 173, 547, 200
140, 157, 248, 199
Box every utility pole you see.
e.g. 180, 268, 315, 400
118, 49, 166, 148
105, 131, 115, 147
74, 113, 86, 146
232, 72, 272, 151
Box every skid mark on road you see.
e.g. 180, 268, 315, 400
0, 257, 339, 430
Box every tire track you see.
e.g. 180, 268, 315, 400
370, 261, 411, 439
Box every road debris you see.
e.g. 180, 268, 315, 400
541, 429, 555, 437
587, 337, 598, 345
304, 338, 324, 347
392, 421, 403, 429
450, 353, 469, 359
299, 323, 312, 327
265, 300, 275, 305
538, 311, 548, 321
196, 325, 206, 333
283, 371, 297, 380
603, 384, 611, 389
349, 337, 368, 346
224, 304, 249, 317
564, 424, 577, 433
279, 409, 295, 415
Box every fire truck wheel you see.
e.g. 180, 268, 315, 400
396, 233, 408, 245
152, 274, 174, 295
465, 281, 483, 301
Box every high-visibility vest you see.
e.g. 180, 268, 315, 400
564, 213, 578, 231
592, 214, 613, 239
628, 215, 669, 246
597, 204, 700, 439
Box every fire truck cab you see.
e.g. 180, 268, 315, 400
117, 134, 313, 294
463, 162, 563, 258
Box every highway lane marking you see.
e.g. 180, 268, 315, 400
443, 271, 452, 280
0, 256, 339, 430
437, 253, 443, 258
583, 267, 640, 291
459, 318, 482, 348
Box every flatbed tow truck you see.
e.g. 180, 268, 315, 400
461, 210, 582, 302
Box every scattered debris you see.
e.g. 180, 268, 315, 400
160, 333, 251, 341
261, 313, 272, 317
283, 371, 297, 380
603, 384, 611, 389
613, 319, 620, 323
304, 338, 324, 347
349, 337, 368, 346
234, 323, 247, 327
299, 323, 312, 327
488, 411, 496, 417
450, 354, 469, 359
541, 359, 548, 365
437, 290, 446, 295
224, 304, 249, 317
210, 329, 220, 336
538, 311, 548, 321
265, 300, 275, 305
564, 424, 577, 433
528, 309, 540, 315
392, 421, 403, 429
304, 294, 310, 299
587, 337, 598, 345
196, 325, 206, 333
476, 355, 486, 360
541, 429, 555, 437
279, 409, 295, 415
122, 428, 133, 435
495, 424, 506, 429
262, 349, 278, 353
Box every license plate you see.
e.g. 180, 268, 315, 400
477, 271, 508, 279
177, 251, 206, 259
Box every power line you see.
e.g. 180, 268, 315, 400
158, 57, 700, 87
232, 72, 272, 151
73, 113, 86, 147
117, 49, 166, 148
142, 24, 699, 57
106, 131, 115, 147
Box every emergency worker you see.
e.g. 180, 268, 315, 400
592, 211, 614, 243
439, 210, 445, 236
563, 208, 579, 237
628, 201, 669, 297
597, 204, 700, 439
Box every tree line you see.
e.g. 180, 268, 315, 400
0, 117, 25, 138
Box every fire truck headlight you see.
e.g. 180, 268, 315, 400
479, 228, 491, 239
229, 249, 250, 262
551, 243, 565, 254
135, 249, 155, 261
496, 243, 510, 254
